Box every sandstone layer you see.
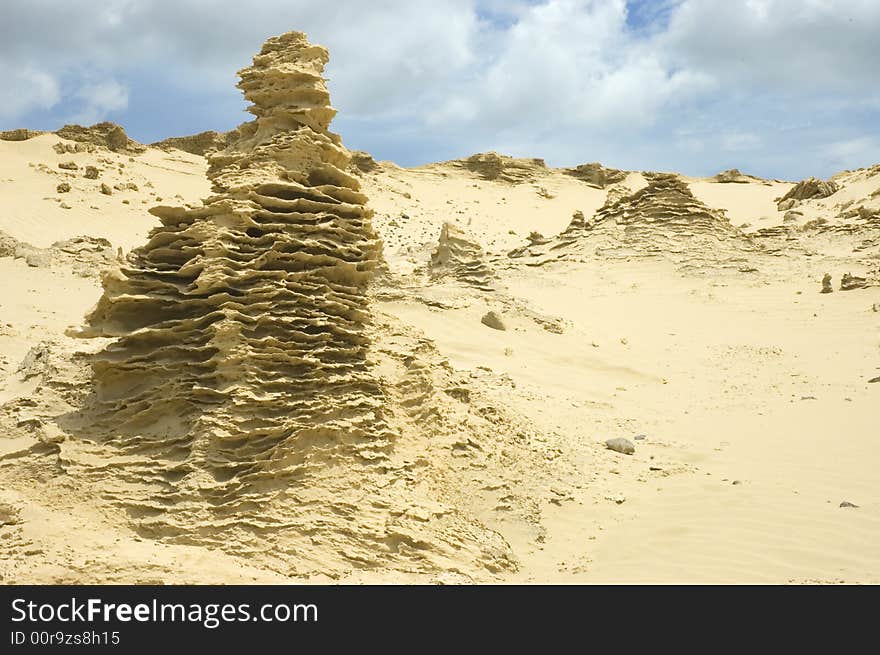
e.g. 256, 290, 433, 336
458, 152, 547, 183
509, 173, 752, 269
152, 130, 230, 156
429, 222, 495, 290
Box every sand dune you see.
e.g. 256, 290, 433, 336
1, 31, 878, 584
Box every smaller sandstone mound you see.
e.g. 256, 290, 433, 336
563, 162, 627, 188
527, 231, 550, 245
458, 152, 546, 183
777, 177, 839, 210
349, 150, 380, 174
55, 122, 145, 154
430, 222, 495, 290
16, 343, 55, 381
593, 173, 745, 246
0, 230, 116, 273
0, 230, 49, 267
840, 273, 867, 290
52, 235, 115, 266
559, 209, 592, 237
522, 210, 593, 255
0, 128, 44, 141
152, 130, 229, 156
713, 169, 756, 184
53, 141, 93, 154
510, 174, 752, 266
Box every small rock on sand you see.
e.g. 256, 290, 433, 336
56, 182, 70, 193
84, 166, 99, 179
100, 183, 112, 195
820, 273, 833, 294
58, 161, 78, 170
839, 501, 859, 508
481, 311, 506, 331
605, 437, 635, 455
840, 273, 867, 291
24, 251, 51, 268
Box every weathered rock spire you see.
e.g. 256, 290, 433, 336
73, 30, 390, 539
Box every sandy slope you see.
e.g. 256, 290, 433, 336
1, 132, 878, 583
0, 134, 209, 251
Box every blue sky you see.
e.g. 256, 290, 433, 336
2, 0, 879, 179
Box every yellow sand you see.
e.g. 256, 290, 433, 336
1, 134, 878, 584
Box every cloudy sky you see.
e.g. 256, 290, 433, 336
1, 0, 878, 179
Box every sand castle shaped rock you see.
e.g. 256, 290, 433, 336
71, 31, 393, 531
429, 222, 495, 289
592, 173, 742, 241
510, 174, 749, 264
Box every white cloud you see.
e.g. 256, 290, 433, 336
661, 0, 880, 92
428, 0, 714, 140
69, 79, 129, 125
722, 133, 762, 152
823, 137, 880, 171
0, 0, 877, 178
0, 64, 60, 120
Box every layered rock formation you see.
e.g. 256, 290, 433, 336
62, 31, 522, 578
713, 168, 755, 184
510, 174, 752, 267
458, 152, 547, 183
55, 122, 146, 154
591, 174, 750, 259
840, 272, 868, 290
152, 130, 230, 156
0, 128, 44, 141
348, 150, 380, 174
777, 176, 839, 210
71, 30, 389, 539
563, 162, 627, 187
429, 222, 495, 290
0, 123, 143, 151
